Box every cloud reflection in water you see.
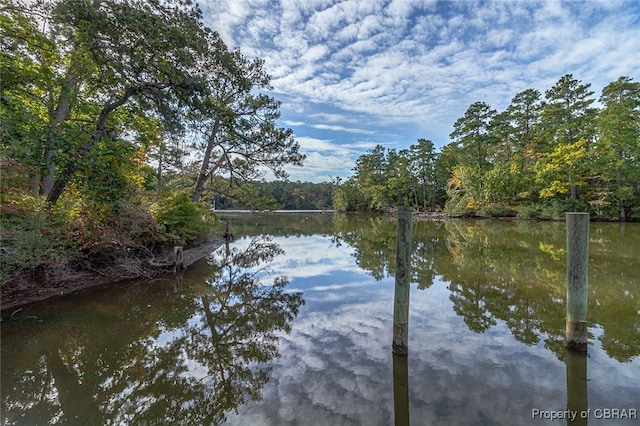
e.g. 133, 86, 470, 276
224, 233, 639, 426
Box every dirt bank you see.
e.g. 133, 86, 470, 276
1, 238, 223, 318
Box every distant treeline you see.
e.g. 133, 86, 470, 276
334, 74, 640, 221
215, 181, 334, 211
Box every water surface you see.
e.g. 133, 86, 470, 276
1, 213, 638, 425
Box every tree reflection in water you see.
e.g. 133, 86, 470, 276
1, 237, 304, 425
333, 216, 639, 362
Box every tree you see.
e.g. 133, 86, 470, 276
0, 0, 224, 205
534, 139, 588, 200
507, 89, 543, 151
333, 177, 366, 212
189, 51, 304, 203
1, 0, 67, 195
434, 142, 460, 210
385, 148, 415, 207
537, 75, 596, 200
488, 110, 516, 163
46, 0, 223, 205
504, 88, 544, 200
351, 145, 389, 210
539, 74, 596, 149
450, 101, 497, 171
409, 139, 438, 211
594, 76, 640, 220
446, 165, 485, 212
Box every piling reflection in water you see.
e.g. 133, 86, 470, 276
565, 349, 588, 426
1, 237, 303, 425
393, 353, 410, 426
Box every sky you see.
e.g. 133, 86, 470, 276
199, 0, 640, 183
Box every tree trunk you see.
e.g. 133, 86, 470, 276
192, 118, 221, 202
568, 172, 576, 199
156, 151, 163, 193
40, 66, 81, 196
46, 86, 143, 205
46, 133, 99, 205
40, 150, 57, 196
620, 201, 631, 222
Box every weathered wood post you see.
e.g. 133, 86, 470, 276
173, 246, 185, 271
393, 353, 410, 425
393, 207, 413, 355
566, 213, 589, 351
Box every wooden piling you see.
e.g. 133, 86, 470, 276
393, 207, 413, 355
565, 213, 589, 351
173, 246, 185, 271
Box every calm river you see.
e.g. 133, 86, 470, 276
1, 213, 639, 425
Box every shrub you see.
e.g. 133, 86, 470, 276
539, 199, 588, 220
516, 203, 542, 219
152, 193, 217, 243
480, 203, 513, 217
1, 194, 83, 282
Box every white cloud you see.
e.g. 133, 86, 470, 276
310, 123, 376, 135
284, 151, 355, 182
201, 0, 640, 182
295, 136, 344, 153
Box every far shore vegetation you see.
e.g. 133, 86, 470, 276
333, 75, 640, 222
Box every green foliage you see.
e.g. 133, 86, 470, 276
479, 203, 513, 218
152, 193, 217, 243
593, 76, 640, 220
409, 138, 439, 210
450, 101, 497, 171
1, 0, 302, 287
516, 204, 542, 219
332, 143, 448, 212
539, 74, 596, 149
534, 139, 588, 199
1, 195, 50, 279
333, 178, 367, 212
0, 194, 83, 282
444, 165, 485, 212
338, 75, 638, 220
539, 200, 581, 220
483, 162, 526, 203
78, 138, 146, 213
222, 181, 282, 211
206, 180, 329, 211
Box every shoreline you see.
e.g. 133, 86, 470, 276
1, 238, 223, 318
387, 209, 639, 223
2, 211, 636, 317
